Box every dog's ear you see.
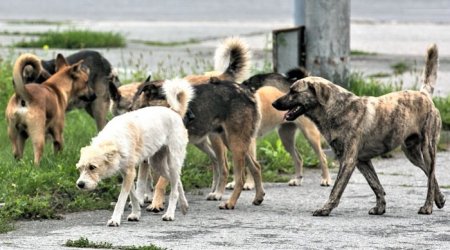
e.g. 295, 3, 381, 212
144, 74, 152, 83
55, 54, 69, 72
98, 141, 119, 164
109, 81, 121, 102
69, 60, 86, 78
309, 81, 331, 106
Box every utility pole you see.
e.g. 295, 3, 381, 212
302, 0, 351, 87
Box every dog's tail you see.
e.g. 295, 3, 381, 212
163, 78, 195, 117
12, 53, 42, 102
214, 37, 251, 83
421, 44, 439, 96
285, 67, 310, 83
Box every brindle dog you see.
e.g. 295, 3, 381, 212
273, 44, 445, 216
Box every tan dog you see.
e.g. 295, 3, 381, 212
273, 44, 445, 216
6, 54, 92, 165
224, 68, 331, 190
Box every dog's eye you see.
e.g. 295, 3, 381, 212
88, 164, 97, 171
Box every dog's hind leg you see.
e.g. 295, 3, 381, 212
209, 135, 229, 200
147, 151, 169, 213
147, 177, 168, 213
50, 125, 64, 154
162, 151, 185, 221
296, 118, 331, 186
219, 144, 246, 209
278, 123, 304, 186
195, 137, 226, 201
243, 140, 256, 190
28, 123, 45, 165
108, 165, 136, 226
245, 138, 265, 205
401, 133, 443, 214
356, 160, 386, 215
177, 180, 189, 215
8, 126, 26, 160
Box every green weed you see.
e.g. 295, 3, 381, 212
15, 29, 126, 49
390, 61, 411, 75
350, 50, 377, 56
65, 237, 166, 250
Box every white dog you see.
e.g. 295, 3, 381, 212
76, 78, 194, 226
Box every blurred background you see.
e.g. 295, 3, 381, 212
0, 0, 449, 94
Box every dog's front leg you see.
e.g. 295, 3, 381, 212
357, 160, 386, 215
136, 159, 150, 206
127, 182, 141, 222
107, 166, 136, 227
313, 143, 358, 216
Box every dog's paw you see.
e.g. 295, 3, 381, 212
252, 197, 264, 206
313, 208, 331, 216
369, 206, 385, 215
225, 181, 235, 190
127, 213, 140, 222
146, 204, 165, 213
219, 202, 235, 210
162, 213, 175, 221
288, 178, 302, 186
206, 192, 222, 201
436, 193, 446, 209
180, 204, 189, 215
243, 182, 255, 190
320, 178, 332, 187
106, 219, 120, 227
418, 205, 433, 215
143, 194, 152, 203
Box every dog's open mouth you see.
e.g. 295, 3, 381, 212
284, 105, 304, 121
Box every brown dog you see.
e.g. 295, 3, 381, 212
273, 44, 445, 216
224, 68, 331, 190
6, 54, 93, 165
14, 50, 118, 131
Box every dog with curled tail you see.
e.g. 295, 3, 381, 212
76, 78, 194, 226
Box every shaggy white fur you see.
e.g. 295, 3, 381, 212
76, 78, 193, 226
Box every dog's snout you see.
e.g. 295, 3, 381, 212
272, 99, 282, 110
77, 181, 86, 189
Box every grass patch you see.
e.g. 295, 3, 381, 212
6, 20, 69, 25
0, 30, 45, 36
348, 72, 401, 97
133, 39, 200, 47
65, 237, 166, 250
350, 50, 377, 56
368, 72, 391, 78
390, 61, 411, 75
349, 72, 450, 129
433, 96, 450, 130
14, 29, 126, 49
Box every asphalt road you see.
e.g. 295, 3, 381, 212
1, 152, 450, 249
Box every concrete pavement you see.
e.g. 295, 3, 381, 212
1, 152, 450, 249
